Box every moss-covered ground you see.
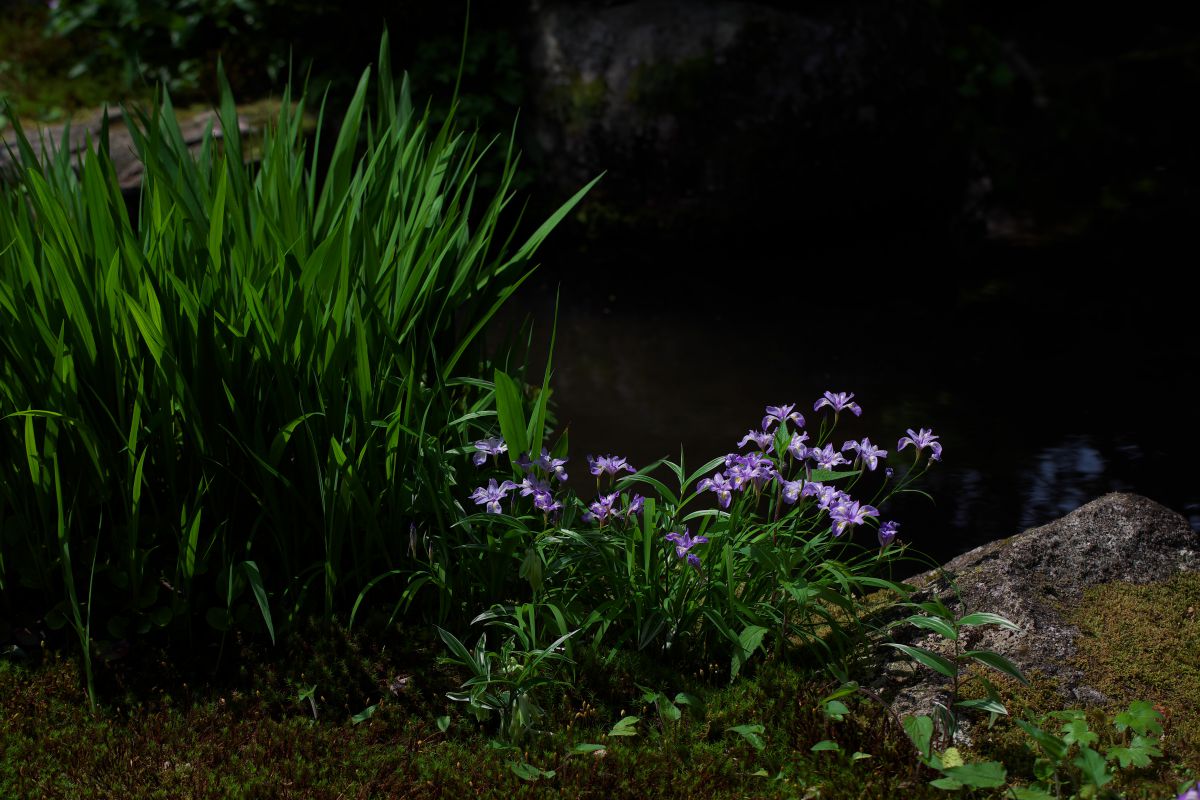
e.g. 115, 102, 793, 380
4, 574, 1198, 800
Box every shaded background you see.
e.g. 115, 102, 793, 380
2, 0, 1197, 565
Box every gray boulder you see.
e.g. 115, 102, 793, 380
877, 493, 1200, 735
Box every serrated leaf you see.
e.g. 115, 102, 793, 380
1113, 700, 1163, 737
1059, 717, 1098, 747
1073, 746, 1112, 788
941, 747, 964, 768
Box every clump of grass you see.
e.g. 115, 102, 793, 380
0, 31, 596, 708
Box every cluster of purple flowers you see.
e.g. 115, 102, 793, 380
581, 490, 645, 525
469, 438, 568, 517
665, 529, 708, 570
692, 393, 940, 548
467, 390, 935, 556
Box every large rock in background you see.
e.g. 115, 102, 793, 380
521, 0, 963, 243
879, 493, 1200, 739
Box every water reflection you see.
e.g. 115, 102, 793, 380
494, 258, 1199, 568
1021, 436, 1107, 529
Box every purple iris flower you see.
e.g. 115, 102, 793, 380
1176, 785, 1200, 800
802, 481, 849, 511
897, 428, 943, 462
885, 467, 894, 480
520, 475, 551, 498
762, 404, 805, 431
627, 494, 645, 516
534, 492, 562, 515
841, 438, 888, 471
665, 528, 708, 569
472, 437, 508, 466
810, 443, 849, 470
587, 454, 635, 478
878, 520, 899, 548
829, 500, 879, 537
813, 391, 862, 417
582, 492, 620, 525
469, 478, 517, 514
516, 452, 534, 471
787, 432, 810, 460
738, 429, 774, 450
536, 448, 569, 481
780, 479, 804, 504
698, 472, 734, 509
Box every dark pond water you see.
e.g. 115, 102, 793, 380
496, 233, 1198, 570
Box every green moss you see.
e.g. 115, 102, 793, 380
1069, 572, 1200, 775
953, 573, 1200, 796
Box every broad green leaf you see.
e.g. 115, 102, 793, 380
902, 614, 957, 640
904, 715, 934, 760
608, 716, 639, 737
810, 740, 840, 753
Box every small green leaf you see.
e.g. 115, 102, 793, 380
608, 716, 639, 737
656, 694, 682, 722
508, 761, 554, 781
810, 740, 840, 753
823, 700, 850, 721
570, 743, 605, 754
436, 715, 450, 733
1113, 700, 1163, 737
850, 751, 871, 761
351, 704, 378, 724
1059, 717, 1098, 747
941, 747, 964, 768
728, 724, 765, 751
